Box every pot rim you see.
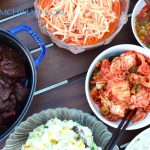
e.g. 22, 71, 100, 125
0, 28, 37, 141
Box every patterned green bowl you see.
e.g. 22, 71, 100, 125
3, 108, 119, 150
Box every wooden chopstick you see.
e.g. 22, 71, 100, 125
104, 109, 137, 150
104, 111, 130, 150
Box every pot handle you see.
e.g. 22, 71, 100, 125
9, 25, 46, 68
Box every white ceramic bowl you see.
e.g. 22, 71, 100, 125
131, 0, 149, 49
85, 44, 150, 130
125, 128, 150, 150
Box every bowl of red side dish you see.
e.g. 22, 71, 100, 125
34, 0, 130, 54
85, 44, 150, 130
132, 0, 150, 49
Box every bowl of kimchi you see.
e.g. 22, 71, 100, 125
131, 0, 150, 49
34, 0, 130, 54
85, 44, 150, 130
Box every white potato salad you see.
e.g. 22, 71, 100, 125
22, 118, 101, 150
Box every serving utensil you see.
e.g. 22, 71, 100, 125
104, 109, 137, 150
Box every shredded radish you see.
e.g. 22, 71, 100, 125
40, 0, 119, 45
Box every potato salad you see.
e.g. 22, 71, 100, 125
22, 118, 101, 150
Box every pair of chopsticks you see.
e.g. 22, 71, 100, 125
104, 109, 137, 150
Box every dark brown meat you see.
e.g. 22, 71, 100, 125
0, 46, 26, 78
0, 100, 10, 113
1, 111, 16, 120
14, 83, 28, 102
0, 76, 13, 88
0, 88, 12, 101
0, 76, 13, 102
0, 43, 28, 133
0, 97, 16, 113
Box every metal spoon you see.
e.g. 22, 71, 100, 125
144, 0, 150, 5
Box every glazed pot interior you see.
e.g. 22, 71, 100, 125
0, 30, 36, 140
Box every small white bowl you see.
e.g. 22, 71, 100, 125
125, 128, 150, 150
131, 0, 149, 49
85, 44, 150, 130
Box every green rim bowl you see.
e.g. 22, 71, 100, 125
3, 108, 119, 150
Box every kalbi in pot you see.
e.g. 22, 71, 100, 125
0, 45, 25, 77
0, 44, 28, 132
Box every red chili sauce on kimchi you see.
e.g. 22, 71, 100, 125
136, 5, 150, 48
90, 51, 150, 123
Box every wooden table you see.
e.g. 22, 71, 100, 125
0, 0, 150, 149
